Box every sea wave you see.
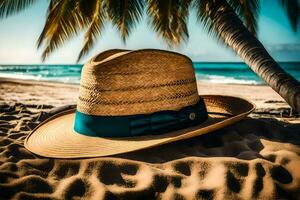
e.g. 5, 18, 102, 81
196, 74, 261, 85
0, 72, 261, 85
2, 62, 300, 85
0, 73, 81, 84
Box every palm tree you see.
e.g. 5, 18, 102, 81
1, 0, 300, 112
199, 0, 300, 112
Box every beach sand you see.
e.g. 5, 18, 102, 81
0, 78, 299, 199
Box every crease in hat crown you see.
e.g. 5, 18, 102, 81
77, 49, 200, 116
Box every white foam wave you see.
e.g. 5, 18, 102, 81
0, 73, 261, 85
197, 74, 261, 85
0, 73, 80, 84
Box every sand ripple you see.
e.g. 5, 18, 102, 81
0, 102, 300, 199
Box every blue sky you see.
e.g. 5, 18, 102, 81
0, 0, 299, 64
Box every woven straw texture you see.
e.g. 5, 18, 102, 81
77, 49, 199, 116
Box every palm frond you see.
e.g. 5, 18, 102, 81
228, 0, 259, 35
193, 0, 216, 37
37, 0, 61, 49
106, 0, 144, 42
147, 0, 191, 47
194, 0, 259, 37
0, 0, 37, 19
37, 0, 91, 61
279, 0, 300, 32
77, 0, 105, 61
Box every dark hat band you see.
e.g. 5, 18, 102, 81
74, 98, 208, 138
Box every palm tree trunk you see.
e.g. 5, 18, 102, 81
206, 0, 300, 112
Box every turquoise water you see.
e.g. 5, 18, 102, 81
0, 62, 300, 85
194, 62, 300, 84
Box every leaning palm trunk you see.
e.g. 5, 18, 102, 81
206, 0, 300, 112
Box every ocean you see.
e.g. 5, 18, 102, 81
0, 62, 300, 85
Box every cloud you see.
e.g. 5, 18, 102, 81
266, 43, 300, 61
266, 43, 300, 51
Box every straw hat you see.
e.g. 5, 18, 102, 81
24, 49, 255, 158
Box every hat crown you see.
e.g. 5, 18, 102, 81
77, 49, 199, 116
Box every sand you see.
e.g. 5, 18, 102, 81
0, 78, 300, 199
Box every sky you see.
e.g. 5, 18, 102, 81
0, 0, 299, 64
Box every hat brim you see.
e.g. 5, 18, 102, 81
24, 95, 255, 158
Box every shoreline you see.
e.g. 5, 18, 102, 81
0, 77, 288, 105
0, 75, 266, 86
